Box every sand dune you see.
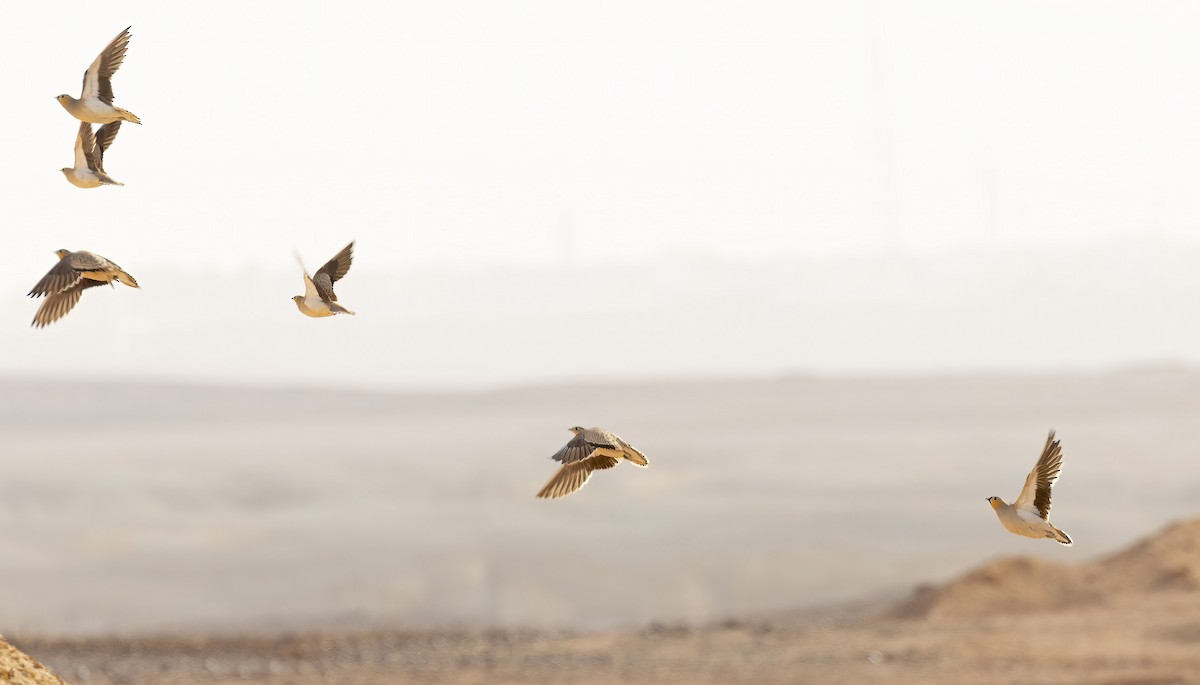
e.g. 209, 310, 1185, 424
895, 517, 1200, 619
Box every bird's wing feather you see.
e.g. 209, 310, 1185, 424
79, 123, 100, 172
293, 251, 321, 299
302, 272, 319, 300
73, 123, 92, 171
1013, 431, 1063, 519
551, 433, 620, 464
67, 251, 109, 271
316, 241, 355, 284
94, 122, 121, 173
31, 279, 107, 328
313, 272, 337, 302
536, 454, 621, 499
28, 257, 84, 298
81, 27, 131, 103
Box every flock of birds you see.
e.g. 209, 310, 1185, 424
32, 28, 1076, 536
32, 27, 360, 328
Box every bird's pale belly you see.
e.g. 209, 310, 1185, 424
60, 97, 121, 124
997, 508, 1052, 539
64, 171, 101, 189
296, 299, 334, 317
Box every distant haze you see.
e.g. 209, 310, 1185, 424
0, 241, 1198, 388
1, 370, 1197, 635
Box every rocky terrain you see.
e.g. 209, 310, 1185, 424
0, 637, 67, 685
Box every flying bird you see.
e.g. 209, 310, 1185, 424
61, 121, 123, 188
986, 430, 1073, 545
56, 26, 142, 125
537, 426, 649, 499
292, 241, 356, 317
27, 249, 139, 328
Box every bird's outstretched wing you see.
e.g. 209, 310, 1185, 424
1013, 430, 1063, 519
316, 241, 355, 284
73, 122, 92, 171
536, 454, 621, 499
94, 122, 121, 173
312, 241, 354, 301
28, 257, 83, 298
81, 27, 132, 104
293, 251, 320, 300
32, 279, 108, 328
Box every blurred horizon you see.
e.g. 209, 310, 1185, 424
5, 237, 1200, 389
3, 368, 1200, 636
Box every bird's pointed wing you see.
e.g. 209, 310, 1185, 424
81, 27, 131, 103
302, 272, 319, 300
28, 257, 84, 298
536, 454, 621, 499
293, 251, 320, 299
94, 122, 121, 173
31, 279, 107, 328
1013, 430, 1063, 519
73, 122, 92, 171
316, 241, 355, 285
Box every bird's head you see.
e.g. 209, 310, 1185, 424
59, 168, 71, 178
291, 295, 304, 304
55, 94, 71, 104
568, 426, 585, 435
986, 496, 1004, 510
54, 249, 71, 259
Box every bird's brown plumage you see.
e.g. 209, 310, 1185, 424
1014, 430, 1063, 520
27, 250, 138, 327
85, 27, 132, 105
536, 427, 649, 499
313, 241, 355, 302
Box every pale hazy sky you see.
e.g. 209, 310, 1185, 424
2, 2, 1200, 387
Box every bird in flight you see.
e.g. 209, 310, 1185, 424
61, 121, 123, 188
27, 249, 139, 328
537, 426, 649, 499
56, 26, 141, 125
292, 241, 356, 317
986, 430, 1072, 545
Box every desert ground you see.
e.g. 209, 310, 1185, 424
12, 519, 1200, 684
2, 369, 1200, 682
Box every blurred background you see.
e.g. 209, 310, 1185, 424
1, 0, 1200, 672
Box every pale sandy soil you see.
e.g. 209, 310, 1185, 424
13, 593, 1200, 685
16, 519, 1200, 685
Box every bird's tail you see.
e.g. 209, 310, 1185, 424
116, 271, 139, 288
1051, 526, 1072, 546
119, 109, 142, 125
329, 302, 356, 316
623, 445, 649, 467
